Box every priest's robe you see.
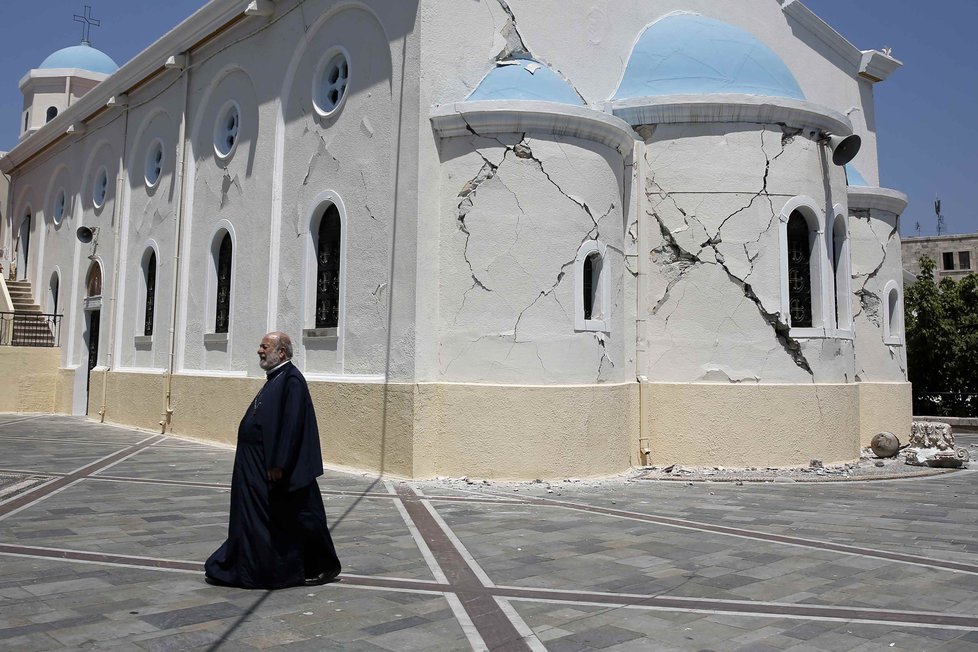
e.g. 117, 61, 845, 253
205, 361, 341, 589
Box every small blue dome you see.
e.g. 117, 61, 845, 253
39, 44, 119, 75
467, 59, 584, 105
614, 14, 805, 101
845, 164, 869, 186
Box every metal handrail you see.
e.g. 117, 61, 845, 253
0, 311, 62, 347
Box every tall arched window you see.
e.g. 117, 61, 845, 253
786, 210, 813, 328
48, 271, 60, 315
575, 240, 609, 332
144, 251, 157, 336
86, 262, 102, 298
882, 280, 902, 345
46, 106, 58, 123
215, 233, 232, 334
315, 205, 341, 329
831, 214, 851, 331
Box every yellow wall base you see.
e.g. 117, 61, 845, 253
34, 369, 915, 479
0, 347, 60, 412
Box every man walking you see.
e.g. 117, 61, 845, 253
205, 332, 341, 589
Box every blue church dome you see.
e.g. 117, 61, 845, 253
39, 44, 119, 75
468, 59, 584, 105
614, 14, 805, 101
845, 164, 869, 186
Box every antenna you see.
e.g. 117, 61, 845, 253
935, 196, 945, 236
73, 5, 101, 46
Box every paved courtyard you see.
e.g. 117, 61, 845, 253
1, 414, 977, 651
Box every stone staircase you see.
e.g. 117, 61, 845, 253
3, 279, 57, 346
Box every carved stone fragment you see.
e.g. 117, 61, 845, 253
904, 421, 970, 468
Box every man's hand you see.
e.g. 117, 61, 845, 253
267, 467, 283, 482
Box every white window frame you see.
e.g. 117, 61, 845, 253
135, 241, 160, 343
312, 46, 352, 119
575, 240, 609, 332
778, 196, 827, 338
830, 207, 853, 338
303, 191, 347, 340
213, 99, 241, 163
206, 221, 236, 339
882, 279, 903, 346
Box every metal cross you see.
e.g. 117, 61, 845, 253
73, 5, 101, 46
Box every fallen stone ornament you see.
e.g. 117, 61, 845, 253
904, 421, 970, 468
870, 431, 900, 458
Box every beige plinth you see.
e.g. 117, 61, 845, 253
0, 347, 60, 412
857, 382, 913, 447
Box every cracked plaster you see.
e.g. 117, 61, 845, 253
438, 133, 627, 384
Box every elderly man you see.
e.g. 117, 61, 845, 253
205, 332, 341, 589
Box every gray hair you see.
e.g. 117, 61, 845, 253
267, 331, 294, 359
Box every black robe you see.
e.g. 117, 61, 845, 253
205, 361, 341, 589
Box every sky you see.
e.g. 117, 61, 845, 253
1, 1, 975, 237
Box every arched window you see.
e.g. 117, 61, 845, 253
215, 233, 232, 334
144, 251, 157, 336
86, 262, 102, 298
575, 240, 609, 332
315, 205, 341, 328
786, 210, 813, 328
48, 271, 60, 315
17, 211, 32, 280
882, 280, 902, 345
831, 214, 851, 331
46, 106, 58, 123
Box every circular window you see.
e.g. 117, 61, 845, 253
313, 48, 350, 117
52, 189, 66, 225
213, 101, 241, 161
145, 139, 164, 188
93, 167, 109, 208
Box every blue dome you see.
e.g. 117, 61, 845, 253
614, 14, 805, 101
39, 44, 118, 75
845, 164, 869, 186
468, 59, 584, 105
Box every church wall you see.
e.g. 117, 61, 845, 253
275, 3, 400, 377
0, 346, 59, 412
434, 133, 630, 384
858, 381, 912, 447
642, 122, 854, 384
413, 381, 639, 479
849, 208, 908, 382
644, 382, 860, 468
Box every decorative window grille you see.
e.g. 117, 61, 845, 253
215, 234, 232, 333
144, 251, 156, 336
315, 205, 341, 328
786, 211, 812, 328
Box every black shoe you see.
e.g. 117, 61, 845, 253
204, 573, 233, 587
304, 569, 341, 586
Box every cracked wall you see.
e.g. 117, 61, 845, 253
642, 122, 855, 384
849, 207, 907, 381
436, 133, 630, 384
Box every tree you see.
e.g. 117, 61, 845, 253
904, 256, 978, 416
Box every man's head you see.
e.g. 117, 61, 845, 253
257, 331, 293, 370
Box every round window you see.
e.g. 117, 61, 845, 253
314, 49, 350, 117
93, 167, 109, 208
52, 189, 66, 225
145, 139, 164, 188
214, 101, 241, 161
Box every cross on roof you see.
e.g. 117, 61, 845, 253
74, 5, 101, 46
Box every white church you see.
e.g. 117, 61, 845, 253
0, 0, 910, 479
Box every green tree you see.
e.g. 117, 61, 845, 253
905, 255, 978, 416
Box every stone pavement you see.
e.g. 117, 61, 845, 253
1, 414, 977, 651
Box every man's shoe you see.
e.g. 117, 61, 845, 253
304, 569, 341, 586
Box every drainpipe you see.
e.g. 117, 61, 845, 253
98, 99, 130, 422
162, 53, 191, 433
633, 146, 651, 466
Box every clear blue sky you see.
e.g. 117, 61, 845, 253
1, 1, 975, 237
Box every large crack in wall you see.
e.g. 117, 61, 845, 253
646, 126, 815, 377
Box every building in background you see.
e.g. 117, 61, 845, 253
0, 0, 911, 479
902, 233, 978, 279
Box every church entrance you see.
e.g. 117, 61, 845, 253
85, 310, 100, 413
17, 213, 31, 280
